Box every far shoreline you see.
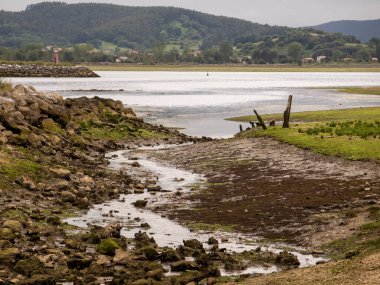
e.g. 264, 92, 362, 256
88, 63, 380, 72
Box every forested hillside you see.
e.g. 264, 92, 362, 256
0, 2, 287, 49
0, 2, 378, 64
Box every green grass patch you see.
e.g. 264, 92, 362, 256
239, 123, 380, 161
0, 152, 42, 187
340, 87, 380, 96
228, 107, 380, 123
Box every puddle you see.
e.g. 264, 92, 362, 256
65, 144, 328, 275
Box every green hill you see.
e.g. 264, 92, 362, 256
0, 2, 376, 64
0, 2, 288, 49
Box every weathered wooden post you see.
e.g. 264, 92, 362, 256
283, 95, 293, 128
253, 109, 267, 130
239, 124, 243, 132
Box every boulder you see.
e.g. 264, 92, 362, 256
146, 185, 161, 192
61, 191, 76, 203
171, 260, 199, 272
160, 248, 182, 262
15, 175, 36, 190
3, 220, 22, 232
0, 248, 19, 265
113, 249, 132, 265
14, 257, 46, 277
133, 200, 148, 208
275, 251, 300, 268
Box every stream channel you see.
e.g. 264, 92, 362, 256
65, 143, 327, 276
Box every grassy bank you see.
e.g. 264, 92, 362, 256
87, 64, 380, 72
339, 86, 380, 96
236, 107, 380, 161
228, 107, 380, 123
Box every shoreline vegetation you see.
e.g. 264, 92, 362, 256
229, 107, 380, 161
88, 63, 380, 72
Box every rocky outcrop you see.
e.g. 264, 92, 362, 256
0, 64, 99, 77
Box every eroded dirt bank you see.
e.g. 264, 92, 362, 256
150, 137, 380, 246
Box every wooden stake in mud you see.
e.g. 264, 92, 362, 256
253, 109, 267, 130
283, 95, 293, 128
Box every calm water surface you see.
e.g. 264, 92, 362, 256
11, 71, 380, 137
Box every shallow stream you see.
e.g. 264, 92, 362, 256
65, 144, 328, 276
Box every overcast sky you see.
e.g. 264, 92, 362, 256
1, 0, 379, 27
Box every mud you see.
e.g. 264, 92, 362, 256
149, 137, 380, 245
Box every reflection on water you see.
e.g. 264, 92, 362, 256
10, 71, 380, 137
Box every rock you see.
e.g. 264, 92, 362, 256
104, 222, 122, 238
160, 248, 182, 262
97, 238, 120, 256
134, 231, 157, 249
49, 168, 71, 178
15, 175, 36, 190
17, 274, 55, 285
79, 175, 94, 184
171, 260, 199, 272
67, 258, 92, 270
275, 251, 300, 268
61, 191, 76, 203
0, 228, 14, 240
0, 240, 12, 249
96, 255, 111, 266
131, 279, 151, 285
135, 183, 145, 190
131, 161, 140, 167
46, 216, 60, 225
41, 118, 62, 135
146, 185, 161, 192
183, 239, 204, 251
113, 249, 132, 265
207, 237, 218, 245
0, 248, 19, 265
139, 247, 160, 261
3, 220, 22, 232
14, 257, 46, 277
133, 200, 148, 208
145, 269, 165, 281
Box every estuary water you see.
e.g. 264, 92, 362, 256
10, 71, 380, 138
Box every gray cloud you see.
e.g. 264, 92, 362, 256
1, 0, 379, 27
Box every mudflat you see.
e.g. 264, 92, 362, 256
150, 137, 380, 245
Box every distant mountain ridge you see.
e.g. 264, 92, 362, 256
313, 19, 380, 42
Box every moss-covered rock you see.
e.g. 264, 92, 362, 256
0, 247, 19, 265
41, 118, 64, 135
14, 257, 46, 277
97, 238, 120, 256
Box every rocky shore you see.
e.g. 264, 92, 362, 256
0, 85, 224, 284
1, 85, 297, 285
0, 64, 99, 77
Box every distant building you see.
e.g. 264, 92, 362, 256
316, 56, 327, 62
53, 48, 62, 64
116, 56, 129, 63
